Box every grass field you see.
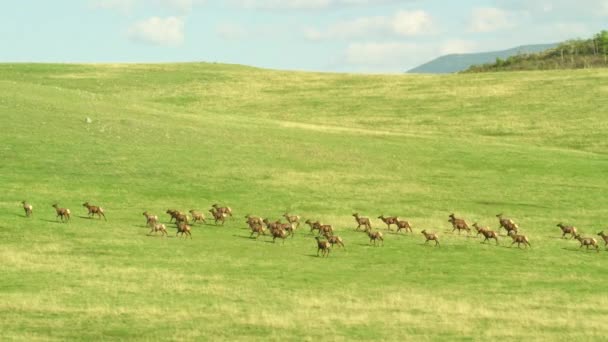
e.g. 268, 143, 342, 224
1, 63, 607, 341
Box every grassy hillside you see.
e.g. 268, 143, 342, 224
1, 63, 607, 341
465, 30, 608, 72
407, 43, 557, 74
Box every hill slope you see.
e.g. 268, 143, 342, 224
407, 43, 557, 73
1, 64, 607, 340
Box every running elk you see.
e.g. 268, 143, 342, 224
52, 204, 71, 222
83, 202, 106, 221
352, 213, 372, 231
448, 214, 470, 234
508, 231, 530, 249
421, 230, 439, 246
315, 236, 331, 257
367, 230, 384, 246
556, 223, 577, 239
574, 234, 599, 253
378, 215, 398, 230
22, 201, 33, 217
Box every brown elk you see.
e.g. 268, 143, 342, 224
143, 211, 159, 226
315, 236, 331, 257
176, 223, 192, 239
421, 230, 439, 246
396, 219, 413, 233
378, 215, 398, 230
305, 219, 322, 234
209, 208, 226, 225
574, 234, 599, 253
508, 231, 530, 249
270, 226, 287, 244
323, 232, 345, 249
245, 215, 263, 226
249, 223, 266, 239
473, 224, 499, 245
318, 224, 333, 236
212, 204, 232, 217
83, 202, 106, 221
352, 213, 371, 231
367, 230, 384, 246
448, 214, 470, 234
52, 204, 71, 222
149, 223, 168, 237
283, 213, 300, 229
597, 231, 608, 248
496, 214, 518, 235
556, 223, 577, 239
22, 201, 33, 217
189, 210, 206, 224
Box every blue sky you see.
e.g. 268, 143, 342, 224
1, 0, 607, 72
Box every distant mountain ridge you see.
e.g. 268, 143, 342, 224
407, 43, 558, 74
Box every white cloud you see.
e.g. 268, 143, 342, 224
305, 10, 436, 41
469, 7, 514, 33
229, 0, 402, 10
392, 10, 434, 36
91, 0, 204, 14
91, 0, 137, 13
439, 40, 477, 55
344, 42, 431, 68
128, 16, 185, 46
216, 23, 250, 40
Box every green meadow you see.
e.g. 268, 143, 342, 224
0, 63, 607, 341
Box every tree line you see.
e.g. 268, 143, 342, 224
464, 30, 608, 73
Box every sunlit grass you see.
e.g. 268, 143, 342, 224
0, 63, 607, 340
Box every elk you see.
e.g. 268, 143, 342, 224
421, 230, 439, 246
176, 223, 192, 239
189, 210, 206, 224
367, 230, 384, 246
143, 211, 159, 226
283, 213, 300, 229
305, 219, 322, 234
149, 223, 168, 237
276, 221, 295, 238
574, 234, 599, 252
473, 223, 489, 236
377, 215, 398, 230
209, 208, 226, 225
508, 231, 530, 249
556, 223, 577, 239
395, 219, 413, 233
352, 213, 371, 231
315, 236, 331, 257
270, 226, 287, 244
166, 209, 180, 222
52, 204, 71, 222
212, 204, 232, 217
249, 223, 266, 239
22, 201, 33, 217
318, 224, 333, 236
496, 214, 518, 235
448, 214, 470, 234
597, 231, 608, 248
83, 202, 106, 221
323, 232, 345, 249
245, 215, 263, 226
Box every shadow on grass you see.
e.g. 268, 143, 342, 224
474, 200, 551, 209
40, 219, 68, 224
561, 247, 601, 253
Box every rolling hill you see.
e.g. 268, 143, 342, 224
407, 43, 557, 73
1, 63, 607, 340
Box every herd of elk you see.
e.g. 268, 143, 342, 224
17, 201, 608, 254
